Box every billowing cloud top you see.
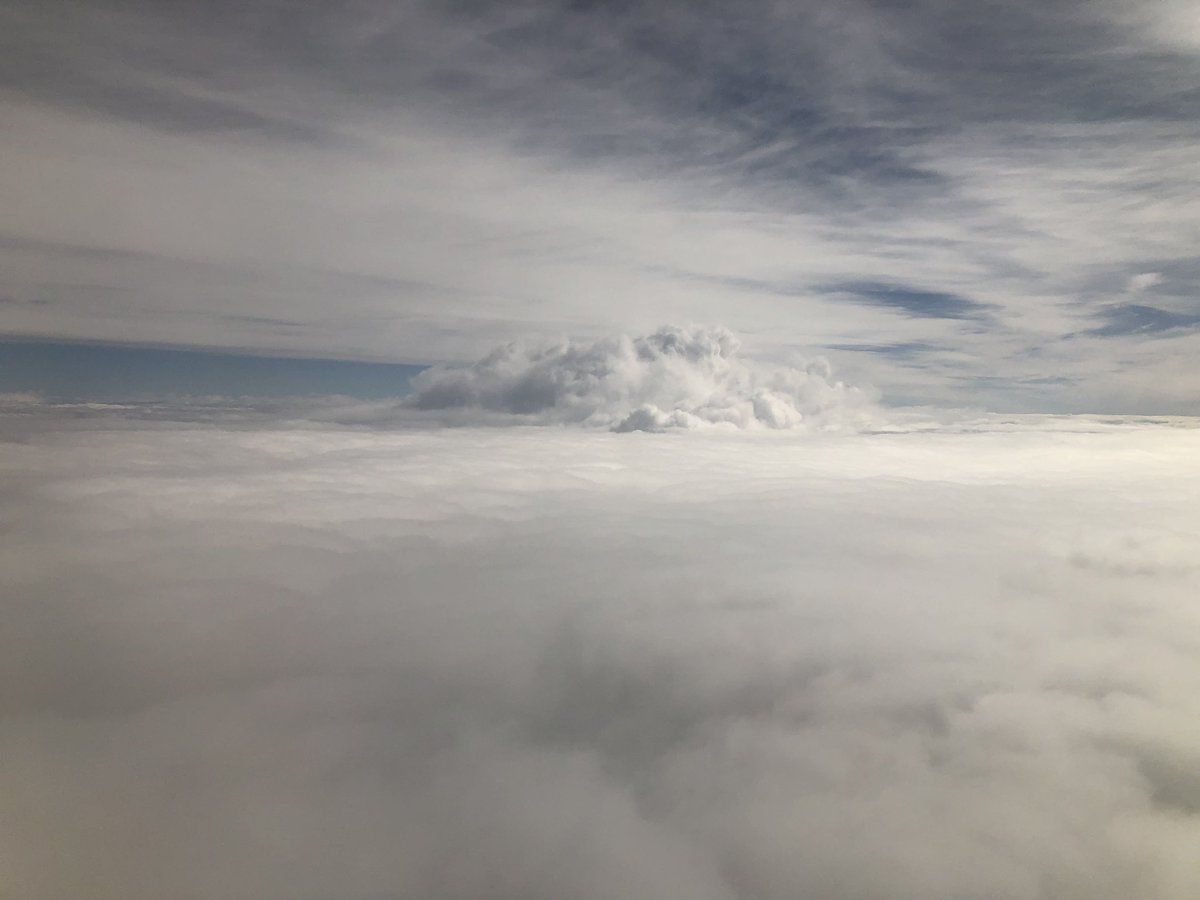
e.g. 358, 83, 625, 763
406, 325, 872, 430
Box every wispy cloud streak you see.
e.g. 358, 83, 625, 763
1, 0, 1198, 410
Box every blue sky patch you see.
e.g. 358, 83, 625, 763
0, 340, 425, 400
826, 283, 989, 320
1085, 304, 1200, 337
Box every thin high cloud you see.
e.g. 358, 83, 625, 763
1, 1, 1199, 410
3, 402, 1199, 898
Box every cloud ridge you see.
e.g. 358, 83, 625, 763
407, 325, 870, 431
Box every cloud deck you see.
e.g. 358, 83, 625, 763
2, 403, 1198, 899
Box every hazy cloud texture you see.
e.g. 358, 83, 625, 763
3, 400, 1199, 898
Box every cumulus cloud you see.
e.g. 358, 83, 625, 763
3, 403, 1200, 899
406, 324, 872, 431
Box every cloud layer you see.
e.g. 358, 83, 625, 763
3, 402, 1200, 898
2, 1, 1199, 410
406, 324, 872, 430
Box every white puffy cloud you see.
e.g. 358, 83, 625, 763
406, 324, 874, 431
2, 401, 1200, 899
1127, 271, 1164, 293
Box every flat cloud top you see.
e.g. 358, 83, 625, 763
2, 404, 1200, 899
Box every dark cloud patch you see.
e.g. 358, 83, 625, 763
827, 341, 943, 359
960, 373, 1077, 390
1019, 375, 1075, 386
0, 231, 162, 262
0, 60, 327, 140
0, 2, 332, 141
12, 0, 1196, 194
224, 315, 306, 328
1149, 257, 1200, 285
668, 272, 807, 296
826, 282, 990, 320
1135, 750, 1200, 816
1086, 304, 1200, 337
895, 2, 1200, 125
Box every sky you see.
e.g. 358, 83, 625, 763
0, 339, 425, 398
4, 5, 1200, 896
3, 398, 1200, 899
2, 0, 1199, 410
